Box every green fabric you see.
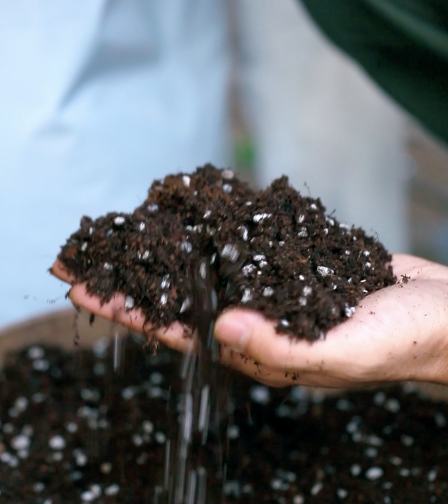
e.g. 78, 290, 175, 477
301, 0, 448, 144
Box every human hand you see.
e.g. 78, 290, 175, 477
50, 260, 188, 351
215, 254, 448, 387
51, 254, 448, 388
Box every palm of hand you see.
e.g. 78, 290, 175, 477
51, 254, 448, 387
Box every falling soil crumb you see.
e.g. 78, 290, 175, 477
0, 336, 447, 503
57, 165, 395, 341
401, 275, 411, 284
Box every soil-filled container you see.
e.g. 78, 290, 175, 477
1, 310, 448, 504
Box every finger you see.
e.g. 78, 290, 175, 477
391, 253, 423, 277
69, 283, 192, 353
50, 260, 76, 284
213, 286, 406, 381
219, 346, 363, 388
155, 323, 195, 354
392, 253, 448, 282
214, 308, 329, 372
215, 275, 448, 384
219, 347, 290, 387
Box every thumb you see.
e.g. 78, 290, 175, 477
214, 309, 289, 368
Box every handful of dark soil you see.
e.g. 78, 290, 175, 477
58, 165, 395, 341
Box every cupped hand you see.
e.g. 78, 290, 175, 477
216, 254, 448, 387
50, 260, 188, 353
51, 254, 448, 388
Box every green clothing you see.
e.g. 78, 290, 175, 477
301, 0, 448, 144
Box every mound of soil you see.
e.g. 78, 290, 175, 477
57, 165, 395, 341
0, 335, 446, 504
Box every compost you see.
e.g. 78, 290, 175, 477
57, 165, 395, 341
0, 335, 446, 503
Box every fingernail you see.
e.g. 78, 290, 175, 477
215, 315, 250, 351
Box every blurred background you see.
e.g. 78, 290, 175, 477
1, 5, 448, 503
1, 0, 448, 330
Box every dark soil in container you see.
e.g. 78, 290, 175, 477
0, 334, 447, 504
57, 165, 395, 341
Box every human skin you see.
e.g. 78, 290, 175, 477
51, 254, 448, 388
